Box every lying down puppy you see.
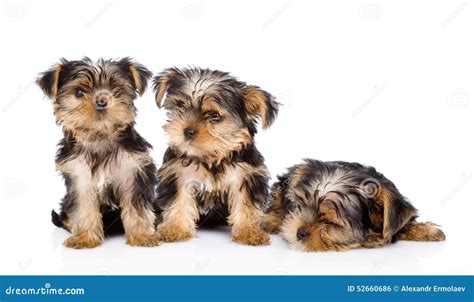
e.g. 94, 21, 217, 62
263, 159, 445, 252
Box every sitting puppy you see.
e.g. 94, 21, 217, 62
263, 159, 445, 251
153, 67, 279, 245
37, 57, 159, 248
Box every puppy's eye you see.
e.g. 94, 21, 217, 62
75, 88, 85, 98
207, 111, 223, 123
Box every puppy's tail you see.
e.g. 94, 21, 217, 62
397, 220, 446, 242
51, 209, 67, 229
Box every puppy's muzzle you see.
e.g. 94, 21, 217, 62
297, 227, 310, 241
95, 96, 108, 111
184, 127, 197, 140
94, 92, 112, 111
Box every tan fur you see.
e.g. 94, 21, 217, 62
243, 86, 270, 128
55, 86, 135, 144
398, 221, 446, 241
129, 65, 145, 95
58, 155, 104, 248
50, 65, 62, 98
39, 58, 156, 249
158, 159, 270, 245
260, 209, 284, 234
280, 211, 313, 251
154, 67, 278, 246
227, 168, 270, 245
163, 98, 252, 166
156, 189, 200, 242
114, 153, 159, 247
272, 160, 445, 252
377, 187, 417, 239
58, 149, 158, 248
155, 70, 178, 107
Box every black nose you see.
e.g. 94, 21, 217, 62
184, 127, 196, 140
95, 98, 107, 110
296, 227, 310, 241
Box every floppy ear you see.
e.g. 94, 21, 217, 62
118, 57, 152, 96
36, 59, 68, 100
242, 86, 279, 129
152, 68, 178, 108
378, 187, 417, 240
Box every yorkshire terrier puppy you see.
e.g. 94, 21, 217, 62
153, 67, 279, 245
263, 159, 445, 251
37, 57, 159, 248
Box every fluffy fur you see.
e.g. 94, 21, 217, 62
263, 159, 445, 251
153, 67, 279, 245
37, 57, 159, 248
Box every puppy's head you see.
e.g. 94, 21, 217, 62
278, 161, 417, 252
153, 67, 279, 163
37, 57, 152, 142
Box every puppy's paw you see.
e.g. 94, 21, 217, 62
126, 234, 160, 247
232, 226, 271, 246
157, 224, 194, 242
64, 234, 102, 249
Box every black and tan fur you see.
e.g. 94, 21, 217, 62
263, 159, 445, 251
153, 67, 279, 246
37, 57, 159, 249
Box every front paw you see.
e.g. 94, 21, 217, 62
64, 234, 102, 249
232, 226, 271, 246
157, 224, 194, 242
126, 234, 160, 247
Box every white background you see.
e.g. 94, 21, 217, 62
0, 0, 472, 275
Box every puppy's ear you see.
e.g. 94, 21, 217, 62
36, 58, 68, 100
242, 86, 279, 129
152, 68, 178, 108
378, 187, 417, 240
118, 57, 152, 96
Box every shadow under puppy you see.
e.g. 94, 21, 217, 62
263, 159, 445, 251
153, 67, 279, 245
37, 57, 159, 248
